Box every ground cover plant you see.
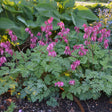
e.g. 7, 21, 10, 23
0, 17, 112, 109
0, 0, 112, 111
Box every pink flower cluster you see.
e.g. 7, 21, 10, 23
0, 56, 7, 67
8, 30, 17, 42
73, 44, 88, 56
41, 17, 53, 40
57, 22, 70, 44
55, 80, 75, 87
55, 81, 64, 87
0, 41, 13, 66
71, 60, 80, 70
38, 40, 45, 46
74, 26, 80, 33
83, 23, 111, 49
47, 42, 57, 57
64, 46, 71, 55
25, 28, 38, 48
69, 80, 75, 85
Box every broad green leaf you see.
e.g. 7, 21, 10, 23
39, 10, 60, 21
0, 17, 17, 29
71, 12, 87, 29
61, 13, 72, 21
3, 5, 23, 13
63, 0, 75, 9
17, 16, 27, 26
0, 5, 3, 13
75, 6, 98, 20
22, 6, 33, 20
36, 3, 56, 12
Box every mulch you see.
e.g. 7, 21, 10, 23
0, 93, 112, 112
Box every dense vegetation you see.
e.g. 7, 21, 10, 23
0, 0, 112, 109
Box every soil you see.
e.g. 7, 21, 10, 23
0, 93, 112, 112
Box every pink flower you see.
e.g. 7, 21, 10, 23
7, 49, 13, 56
38, 41, 45, 46
41, 26, 46, 32
0, 56, 7, 64
91, 36, 97, 42
48, 51, 57, 57
37, 32, 41, 36
64, 46, 71, 55
106, 30, 111, 37
84, 40, 90, 45
6, 41, 11, 47
57, 22, 64, 29
25, 28, 30, 32
31, 37, 37, 43
0, 48, 4, 55
11, 35, 17, 42
30, 33, 34, 38
73, 45, 80, 50
30, 43, 36, 49
69, 80, 75, 85
104, 39, 109, 49
98, 36, 103, 42
0, 42, 7, 48
28, 30, 32, 34
71, 60, 80, 70
48, 17, 53, 24
83, 33, 88, 39
78, 51, 84, 56
74, 26, 79, 33
55, 81, 64, 87
8, 30, 13, 35
82, 24, 87, 28
47, 42, 56, 51
55, 39, 58, 43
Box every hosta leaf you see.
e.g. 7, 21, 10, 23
75, 6, 98, 20
36, 3, 56, 12
0, 17, 17, 29
63, 0, 75, 9
17, 16, 27, 26
0, 5, 3, 13
71, 12, 87, 29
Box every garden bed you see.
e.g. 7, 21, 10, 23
0, 93, 112, 112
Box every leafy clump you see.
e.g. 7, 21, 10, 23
0, 17, 112, 107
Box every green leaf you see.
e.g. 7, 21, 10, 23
0, 5, 3, 13
62, 92, 66, 99
44, 75, 51, 85
71, 12, 87, 29
75, 6, 98, 20
0, 17, 17, 29
80, 56, 87, 64
67, 93, 73, 101
17, 16, 27, 26
63, 0, 75, 9
36, 3, 56, 12
23, 6, 33, 20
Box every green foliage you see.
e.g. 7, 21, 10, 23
0, 0, 98, 44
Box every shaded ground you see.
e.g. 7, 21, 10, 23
0, 93, 112, 112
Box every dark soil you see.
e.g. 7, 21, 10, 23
0, 93, 112, 112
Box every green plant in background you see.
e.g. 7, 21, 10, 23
0, 17, 112, 107
96, 1, 112, 47
0, 0, 98, 46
